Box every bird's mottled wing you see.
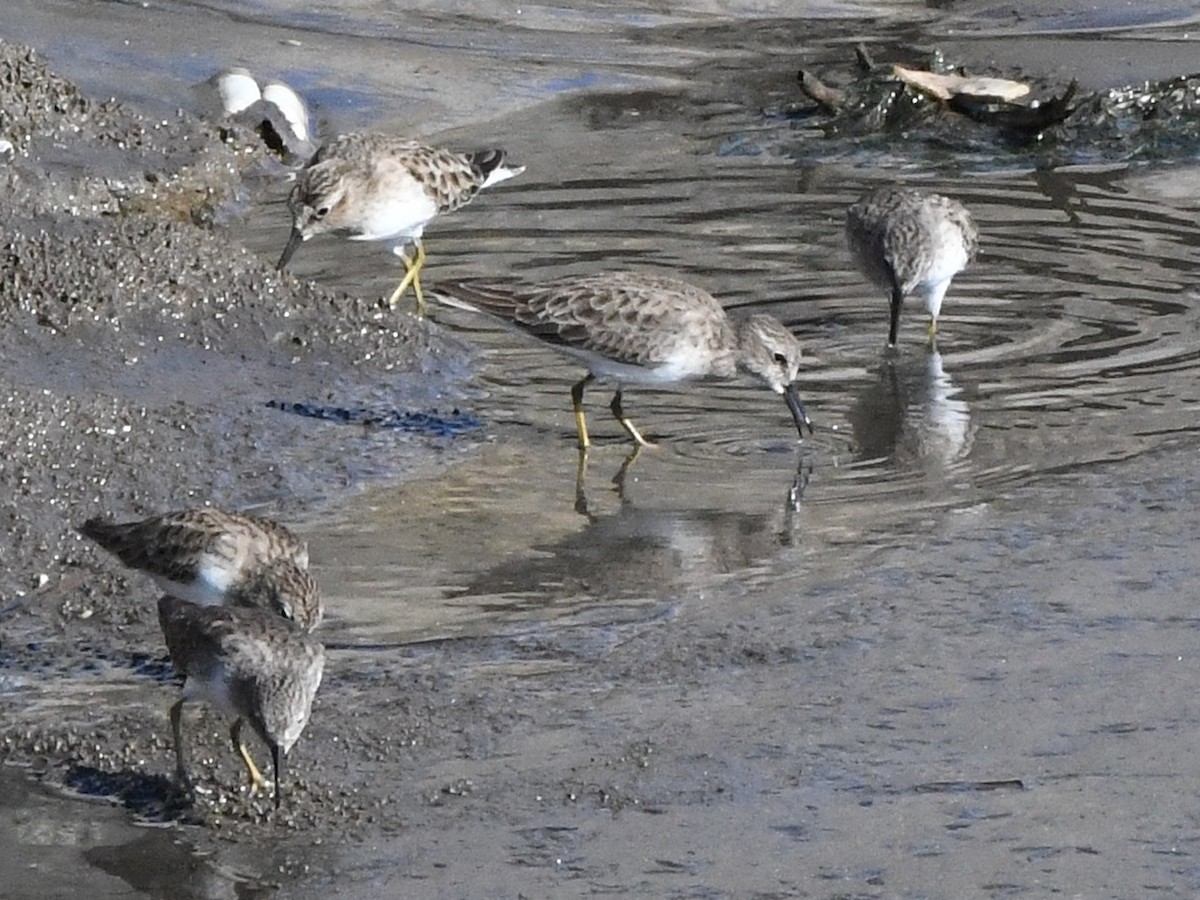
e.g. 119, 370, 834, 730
439, 272, 730, 367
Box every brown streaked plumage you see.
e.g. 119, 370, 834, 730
158, 594, 324, 809
77, 507, 322, 631
275, 133, 525, 315
846, 186, 979, 348
434, 271, 813, 449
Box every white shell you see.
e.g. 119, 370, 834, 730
215, 67, 262, 116
261, 80, 311, 144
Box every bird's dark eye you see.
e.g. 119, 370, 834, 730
773, 352, 788, 365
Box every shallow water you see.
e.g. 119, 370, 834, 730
6, 1, 1200, 897
253, 16, 1200, 647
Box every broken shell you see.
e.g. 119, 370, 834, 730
891, 65, 1031, 103
214, 67, 262, 116
261, 80, 311, 144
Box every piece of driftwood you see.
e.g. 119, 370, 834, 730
797, 69, 847, 111
797, 43, 1081, 135
891, 65, 1031, 102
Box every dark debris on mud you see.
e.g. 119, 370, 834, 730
788, 41, 1200, 165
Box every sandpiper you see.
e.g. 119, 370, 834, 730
434, 271, 813, 449
158, 594, 324, 809
846, 186, 978, 347
77, 507, 322, 631
276, 133, 525, 315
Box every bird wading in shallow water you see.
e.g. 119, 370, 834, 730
276, 133, 525, 316
77, 507, 322, 631
846, 186, 978, 348
158, 594, 324, 809
434, 271, 813, 450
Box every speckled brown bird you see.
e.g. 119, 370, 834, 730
77, 507, 322, 631
846, 186, 979, 348
276, 133, 525, 315
435, 271, 813, 449
158, 594, 324, 809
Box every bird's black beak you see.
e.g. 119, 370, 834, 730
276, 228, 303, 271
272, 744, 284, 810
784, 383, 813, 436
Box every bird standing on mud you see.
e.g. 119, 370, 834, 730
158, 593, 325, 809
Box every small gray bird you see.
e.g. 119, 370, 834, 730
846, 186, 978, 347
158, 594, 325, 809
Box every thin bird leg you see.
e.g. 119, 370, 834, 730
610, 389, 653, 447
410, 240, 427, 315
926, 316, 938, 339
571, 375, 594, 450
169, 698, 192, 789
271, 744, 285, 810
887, 284, 904, 348
573, 446, 592, 518
230, 718, 268, 796
386, 240, 428, 316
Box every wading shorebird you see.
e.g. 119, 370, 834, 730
276, 132, 525, 316
435, 271, 813, 449
846, 186, 978, 347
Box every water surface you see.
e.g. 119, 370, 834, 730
5, 2, 1200, 897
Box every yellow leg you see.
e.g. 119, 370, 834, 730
927, 316, 938, 338
231, 718, 268, 796
571, 376, 593, 450
386, 241, 428, 316
610, 390, 654, 448
410, 241, 426, 316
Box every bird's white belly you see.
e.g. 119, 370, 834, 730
921, 244, 969, 291
572, 348, 717, 386
351, 193, 438, 243
154, 559, 234, 606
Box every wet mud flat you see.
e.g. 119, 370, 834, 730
0, 38, 482, 888
5, 16, 1200, 900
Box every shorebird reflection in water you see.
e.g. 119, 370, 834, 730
848, 348, 973, 469
435, 271, 813, 449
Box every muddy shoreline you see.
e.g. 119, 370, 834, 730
6, 12, 1200, 897
0, 36, 482, 858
